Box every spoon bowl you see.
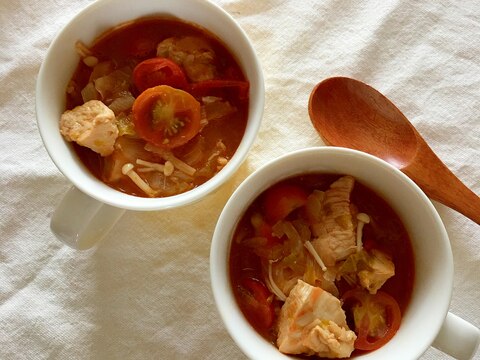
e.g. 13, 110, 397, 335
308, 77, 480, 224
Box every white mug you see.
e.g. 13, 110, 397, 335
36, 0, 264, 249
210, 147, 480, 360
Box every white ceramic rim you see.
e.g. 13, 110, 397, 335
210, 146, 452, 360
35, 0, 264, 211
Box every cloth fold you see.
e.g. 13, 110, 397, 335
0, 0, 478, 359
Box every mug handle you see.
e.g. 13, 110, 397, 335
50, 186, 126, 249
432, 312, 480, 360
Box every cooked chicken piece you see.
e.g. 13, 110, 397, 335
156, 36, 216, 82
60, 100, 118, 156
277, 280, 356, 358
338, 249, 395, 294
309, 176, 357, 266
357, 249, 395, 294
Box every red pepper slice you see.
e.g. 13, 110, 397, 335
188, 79, 249, 100
262, 183, 308, 224
133, 57, 188, 93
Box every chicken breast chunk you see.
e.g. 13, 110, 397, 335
309, 176, 357, 266
156, 36, 217, 82
357, 249, 395, 294
60, 100, 118, 156
277, 280, 356, 358
338, 249, 395, 294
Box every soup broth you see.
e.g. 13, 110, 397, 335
229, 173, 415, 358
61, 17, 249, 197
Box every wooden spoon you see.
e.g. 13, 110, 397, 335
308, 76, 480, 224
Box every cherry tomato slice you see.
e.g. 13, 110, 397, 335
188, 79, 250, 100
133, 58, 188, 93
240, 277, 275, 329
342, 289, 402, 351
132, 85, 201, 149
262, 183, 308, 224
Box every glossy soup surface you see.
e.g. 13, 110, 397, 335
65, 17, 249, 197
229, 173, 415, 358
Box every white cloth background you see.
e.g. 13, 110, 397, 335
0, 0, 479, 359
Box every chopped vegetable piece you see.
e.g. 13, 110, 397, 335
304, 241, 327, 272
356, 213, 371, 251
341, 289, 402, 351
251, 213, 282, 247
121, 163, 157, 197
239, 277, 275, 330
163, 160, 174, 176
136, 158, 165, 172
189, 79, 250, 100
75, 40, 93, 57
133, 57, 188, 93
267, 261, 287, 301
144, 143, 197, 176
132, 85, 201, 149
263, 183, 308, 224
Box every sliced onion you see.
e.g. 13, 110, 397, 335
89, 61, 115, 82
81, 82, 99, 103
94, 68, 132, 101
108, 92, 135, 114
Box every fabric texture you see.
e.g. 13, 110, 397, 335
0, 0, 479, 359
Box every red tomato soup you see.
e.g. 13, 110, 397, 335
229, 174, 415, 359
60, 17, 249, 197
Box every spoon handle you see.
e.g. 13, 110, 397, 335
403, 135, 480, 225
